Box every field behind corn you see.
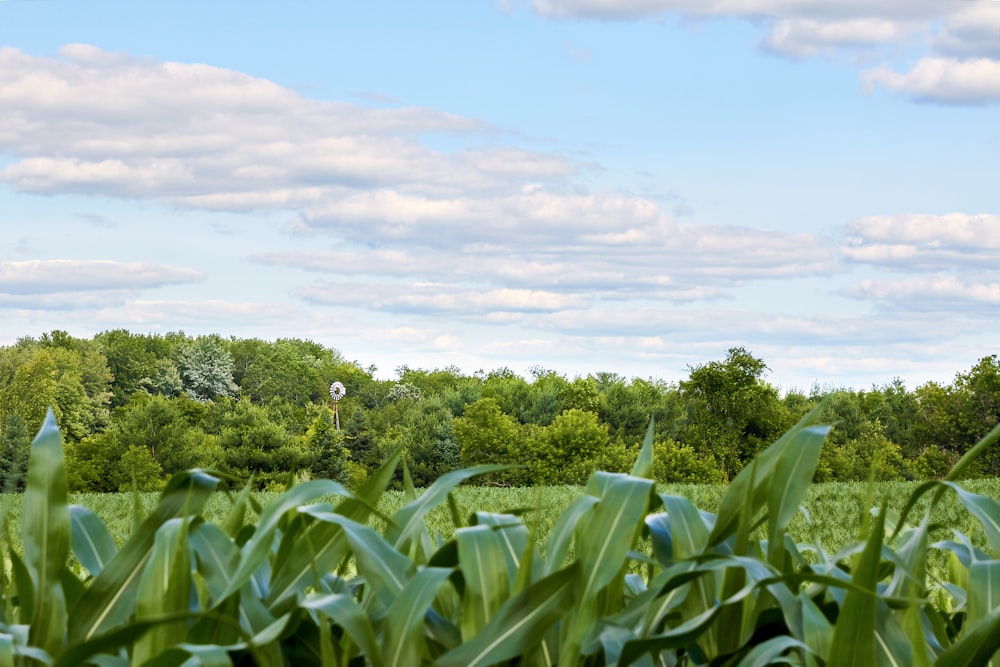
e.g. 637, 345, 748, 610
5, 478, 1000, 557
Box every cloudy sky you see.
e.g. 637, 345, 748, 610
1, 1, 998, 390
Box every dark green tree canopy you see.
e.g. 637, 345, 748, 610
2, 332, 999, 489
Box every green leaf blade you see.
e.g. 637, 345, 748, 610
23, 408, 70, 656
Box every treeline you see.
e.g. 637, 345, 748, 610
0, 330, 998, 491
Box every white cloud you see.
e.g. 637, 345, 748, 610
531, 306, 981, 345
298, 189, 675, 248
0, 259, 204, 295
863, 57, 1000, 104
0, 45, 842, 329
932, 3, 1000, 60
0, 46, 569, 202
94, 300, 297, 324
840, 213, 1000, 270
531, 0, 1000, 105
532, 0, 942, 21
295, 282, 591, 315
762, 18, 919, 58
0, 290, 135, 311
253, 215, 834, 318
846, 275, 1000, 312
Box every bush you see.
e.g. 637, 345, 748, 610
653, 438, 727, 484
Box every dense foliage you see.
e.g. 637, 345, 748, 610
2, 407, 1000, 665
2, 330, 1000, 490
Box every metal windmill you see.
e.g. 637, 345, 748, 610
329, 381, 346, 430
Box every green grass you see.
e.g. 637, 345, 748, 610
4, 478, 998, 558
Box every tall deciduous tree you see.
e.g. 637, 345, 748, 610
677, 347, 790, 479
95, 329, 178, 406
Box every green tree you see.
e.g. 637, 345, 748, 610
953, 355, 1000, 475
229, 338, 344, 406
176, 336, 238, 401
482, 369, 533, 424
370, 396, 459, 487
0, 347, 58, 434
211, 398, 308, 487
95, 329, 178, 407
0, 413, 31, 492
560, 376, 600, 414
871, 378, 919, 457
453, 398, 527, 485
303, 409, 349, 483
531, 409, 609, 485
112, 445, 165, 492
524, 367, 567, 426
653, 439, 727, 484
64, 437, 109, 492
342, 407, 377, 471
599, 376, 681, 442
101, 394, 221, 474
815, 420, 911, 482
677, 347, 791, 479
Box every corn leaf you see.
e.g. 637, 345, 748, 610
542, 495, 600, 576
214, 479, 354, 603
383, 567, 453, 667
69, 469, 220, 643
221, 478, 255, 539
302, 592, 383, 667
766, 425, 827, 567
619, 604, 722, 666
265, 449, 401, 608
966, 560, 1000, 649
68, 505, 117, 579
736, 636, 813, 667
143, 643, 234, 666
577, 473, 654, 601
827, 505, 886, 667
54, 612, 195, 667
434, 563, 579, 667
630, 417, 656, 480
387, 465, 509, 552
561, 472, 653, 664
302, 510, 414, 607
710, 403, 827, 546
937, 606, 1000, 667
132, 518, 193, 664
645, 513, 674, 566
659, 496, 708, 561
472, 513, 528, 585
456, 525, 510, 639
23, 408, 70, 657
942, 482, 1000, 557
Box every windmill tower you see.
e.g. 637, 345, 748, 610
329, 381, 346, 430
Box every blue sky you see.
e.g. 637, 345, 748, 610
1, 0, 998, 390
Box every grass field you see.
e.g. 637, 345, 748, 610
4, 478, 999, 559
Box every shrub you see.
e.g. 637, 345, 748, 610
653, 438, 727, 484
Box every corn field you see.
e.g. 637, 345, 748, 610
1, 405, 1000, 665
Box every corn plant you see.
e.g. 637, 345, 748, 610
2, 406, 1000, 665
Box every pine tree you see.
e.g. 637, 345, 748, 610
0, 413, 32, 493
